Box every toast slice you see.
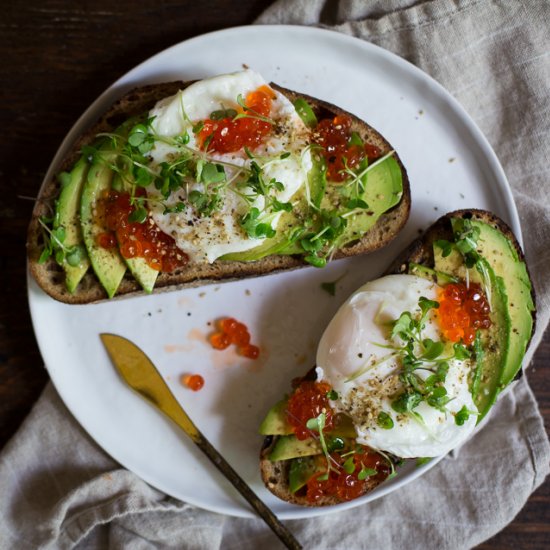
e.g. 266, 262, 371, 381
259, 209, 535, 506
27, 76, 410, 304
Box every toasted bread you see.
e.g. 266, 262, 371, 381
27, 77, 410, 304
259, 209, 535, 506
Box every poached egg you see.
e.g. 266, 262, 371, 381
316, 274, 478, 458
145, 70, 312, 263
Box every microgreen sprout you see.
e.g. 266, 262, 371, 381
454, 404, 478, 426
436, 217, 492, 305
357, 467, 377, 481
233, 94, 276, 125
376, 449, 398, 479
376, 411, 394, 430
326, 389, 339, 400
37, 216, 86, 267
306, 412, 339, 476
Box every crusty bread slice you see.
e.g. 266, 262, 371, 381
259, 366, 397, 506
259, 209, 535, 506
27, 80, 410, 304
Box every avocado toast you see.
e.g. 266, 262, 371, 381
259, 209, 535, 506
27, 70, 410, 303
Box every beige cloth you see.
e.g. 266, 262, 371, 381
2, 1, 549, 549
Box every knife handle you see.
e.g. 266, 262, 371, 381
158, 396, 301, 549
193, 431, 302, 550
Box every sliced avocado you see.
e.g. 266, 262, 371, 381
289, 456, 325, 493
259, 399, 293, 436
259, 397, 356, 438
322, 155, 403, 247
117, 181, 159, 294
55, 156, 91, 292
470, 220, 535, 388
269, 435, 322, 461
408, 262, 459, 285
81, 142, 126, 298
125, 257, 158, 294
433, 244, 511, 420
307, 152, 327, 210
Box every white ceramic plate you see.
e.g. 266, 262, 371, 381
28, 25, 520, 519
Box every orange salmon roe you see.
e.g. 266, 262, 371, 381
305, 449, 390, 503
314, 114, 381, 182
286, 381, 334, 440
97, 190, 189, 272
437, 282, 491, 345
197, 85, 275, 154
240, 344, 259, 359
209, 317, 260, 359
182, 374, 204, 392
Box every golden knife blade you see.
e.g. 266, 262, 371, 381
100, 333, 301, 550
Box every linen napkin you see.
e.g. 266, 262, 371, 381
2, 1, 549, 548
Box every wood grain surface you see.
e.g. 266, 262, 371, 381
1, 1, 548, 547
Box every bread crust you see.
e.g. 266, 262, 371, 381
259, 209, 536, 506
27, 79, 410, 303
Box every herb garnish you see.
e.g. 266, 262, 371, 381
37, 215, 86, 267
376, 411, 394, 430
347, 296, 473, 425
306, 412, 337, 478
454, 404, 478, 426
435, 217, 491, 304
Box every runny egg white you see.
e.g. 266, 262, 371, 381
145, 70, 312, 263
316, 274, 478, 458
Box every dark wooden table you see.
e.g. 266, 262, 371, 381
1, 1, 548, 547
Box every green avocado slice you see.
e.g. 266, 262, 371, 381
259, 399, 293, 435
55, 156, 91, 292
470, 220, 535, 388
289, 456, 324, 494
80, 141, 127, 298
331, 155, 403, 246
269, 435, 322, 461
117, 180, 159, 294
259, 397, 357, 438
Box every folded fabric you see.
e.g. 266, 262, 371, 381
2, 1, 549, 548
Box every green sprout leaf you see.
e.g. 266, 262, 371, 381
326, 389, 339, 400
327, 436, 345, 452
357, 467, 377, 481
392, 391, 422, 414
391, 312, 413, 339
454, 404, 478, 426
343, 456, 355, 474
376, 411, 394, 430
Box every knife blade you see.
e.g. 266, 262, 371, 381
100, 333, 301, 550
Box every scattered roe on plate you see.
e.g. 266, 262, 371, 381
209, 317, 260, 359
437, 282, 491, 345
181, 374, 205, 392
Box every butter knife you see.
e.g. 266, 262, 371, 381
100, 333, 301, 550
